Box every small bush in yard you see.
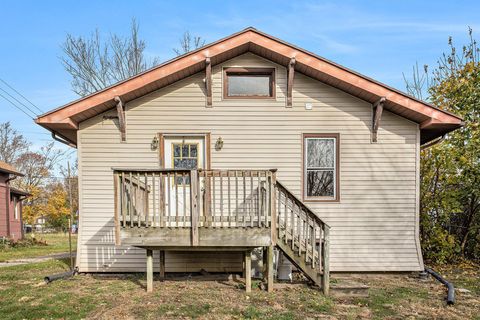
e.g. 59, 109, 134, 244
0, 237, 47, 250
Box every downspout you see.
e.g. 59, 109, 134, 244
425, 268, 455, 305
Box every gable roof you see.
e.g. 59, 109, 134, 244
0, 161, 24, 176
35, 27, 463, 145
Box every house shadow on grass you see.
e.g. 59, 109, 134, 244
88, 272, 246, 291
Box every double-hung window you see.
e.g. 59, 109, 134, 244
303, 134, 339, 201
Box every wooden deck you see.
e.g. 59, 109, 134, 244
113, 168, 330, 294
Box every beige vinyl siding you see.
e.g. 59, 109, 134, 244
77, 53, 423, 272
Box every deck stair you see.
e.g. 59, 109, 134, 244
113, 168, 330, 294
275, 181, 330, 293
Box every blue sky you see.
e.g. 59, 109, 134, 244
0, 0, 478, 158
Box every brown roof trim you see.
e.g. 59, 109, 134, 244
0, 161, 24, 176
35, 27, 463, 144
35, 28, 254, 120
10, 187, 30, 197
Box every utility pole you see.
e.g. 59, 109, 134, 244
67, 162, 74, 271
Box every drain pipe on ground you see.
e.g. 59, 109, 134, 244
425, 268, 455, 305
44, 267, 78, 284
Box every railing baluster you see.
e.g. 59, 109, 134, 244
144, 173, 148, 227
276, 188, 282, 238
183, 172, 187, 227
297, 206, 302, 255
152, 172, 156, 227
160, 173, 164, 227
220, 171, 224, 227
290, 195, 295, 250
128, 172, 133, 227
228, 171, 231, 227
257, 171, 261, 227
121, 172, 126, 227
159, 173, 164, 227
175, 172, 179, 227
310, 219, 317, 269
136, 174, 140, 227
167, 172, 171, 227
212, 171, 216, 228
318, 223, 323, 273
265, 172, 270, 228
235, 170, 239, 226
250, 171, 254, 228
242, 171, 246, 227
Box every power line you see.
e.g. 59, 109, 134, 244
0, 91, 35, 119
0, 86, 39, 117
0, 78, 44, 113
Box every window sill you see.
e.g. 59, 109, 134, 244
303, 197, 340, 203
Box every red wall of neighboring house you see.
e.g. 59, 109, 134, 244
0, 173, 23, 241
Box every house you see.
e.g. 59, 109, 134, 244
35, 28, 462, 293
0, 161, 28, 241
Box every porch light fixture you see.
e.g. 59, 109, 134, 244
151, 136, 159, 151
215, 137, 224, 151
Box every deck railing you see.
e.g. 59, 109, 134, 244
114, 168, 329, 293
113, 169, 276, 243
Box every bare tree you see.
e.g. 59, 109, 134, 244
173, 31, 206, 56
0, 122, 30, 164
61, 19, 160, 97
16, 142, 66, 188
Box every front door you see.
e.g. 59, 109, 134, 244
163, 135, 206, 225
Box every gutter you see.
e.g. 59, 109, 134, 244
51, 132, 77, 148
421, 135, 445, 150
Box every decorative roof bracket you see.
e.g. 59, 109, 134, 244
287, 57, 296, 107
372, 97, 386, 142
205, 57, 212, 107
114, 96, 126, 142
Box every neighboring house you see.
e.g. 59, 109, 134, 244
34, 215, 47, 232
0, 161, 28, 241
35, 28, 462, 293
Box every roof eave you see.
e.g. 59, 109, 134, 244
35, 27, 464, 145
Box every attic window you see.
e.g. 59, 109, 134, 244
224, 68, 275, 99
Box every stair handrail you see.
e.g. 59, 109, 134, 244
275, 180, 330, 229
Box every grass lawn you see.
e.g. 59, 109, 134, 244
0, 259, 478, 319
0, 233, 77, 262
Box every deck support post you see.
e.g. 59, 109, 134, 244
159, 250, 165, 280
266, 245, 274, 292
146, 249, 153, 292
321, 225, 330, 295
244, 250, 252, 293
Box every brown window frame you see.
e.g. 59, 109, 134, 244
223, 67, 275, 99
302, 133, 340, 202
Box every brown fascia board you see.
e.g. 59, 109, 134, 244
35, 27, 463, 142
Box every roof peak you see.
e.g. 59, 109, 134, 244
35, 27, 462, 145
